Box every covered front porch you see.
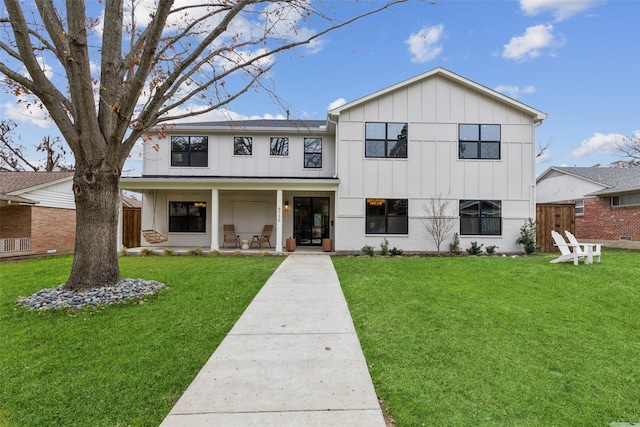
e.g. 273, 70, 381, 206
119, 177, 339, 253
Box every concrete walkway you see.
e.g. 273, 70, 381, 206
160, 254, 386, 427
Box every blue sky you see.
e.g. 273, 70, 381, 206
1, 0, 638, 176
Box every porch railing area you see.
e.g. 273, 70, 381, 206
0, 237, 31, 253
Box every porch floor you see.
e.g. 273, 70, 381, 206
123, 246, 333, 256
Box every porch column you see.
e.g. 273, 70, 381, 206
117, 190, 123, 250
210, 189, 219, 251
276, 189, 283, 252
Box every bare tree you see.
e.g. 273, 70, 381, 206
613, 133, 640, 166
422, 193, 457, 255
536, 137, 552, 159
0, 0, 435, 290
0, 119, 71, 171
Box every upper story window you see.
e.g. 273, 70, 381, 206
270, 137, 289, 156
612, 194, 640, 207
169, 201, 206, 233
459, 124, 500, 159
366, 198, 408, 234
171, 136, 208, 167
304, 137, 322, 168
234, 137, 252, 155
459, 200, 502, 235
365, 122, 407, 158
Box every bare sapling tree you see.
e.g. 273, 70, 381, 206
0, 119, 71, 171
0, 0, 435, 290
422, 193, 457, 255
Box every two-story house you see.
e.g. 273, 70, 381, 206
119, 68, 547, 253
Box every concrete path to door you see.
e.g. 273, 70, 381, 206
160, 254, 386, 427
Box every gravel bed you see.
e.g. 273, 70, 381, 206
16, 279, 165, 310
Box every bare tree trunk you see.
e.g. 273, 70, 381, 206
66, 168, 122, 291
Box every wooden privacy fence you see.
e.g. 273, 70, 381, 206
122, 207, 141, 248
536, 203, 575, 253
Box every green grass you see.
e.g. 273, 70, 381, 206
0, 255, 283, 427
333, 251, 640, 427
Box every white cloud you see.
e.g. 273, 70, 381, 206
1, 102, 53, 129
570, 132, 626, 158
519, 0, 602, 22
328, 98, 346, 111
405, 24, 444, 64
502, 24, 563, 62
494, 84, 536, 99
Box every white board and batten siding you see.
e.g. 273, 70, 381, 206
333, 72, 541, 253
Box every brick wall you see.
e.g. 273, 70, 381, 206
0, 205, 31, 238
31, 206, 76, 254
576, 197, 640, 241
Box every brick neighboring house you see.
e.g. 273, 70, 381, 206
0, 171, 76, 257
536, 166, 640, 243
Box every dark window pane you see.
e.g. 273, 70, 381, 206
234, 137, 252, 155
365, 140, 385, 157
270, 137, 289, 156
304, 153, 322, 168
481, 142, 500, 159
171, 152, 188, 167
388, 139, 407, 158
460, 217, 480, 235
460, 200, 501, 235
387, 217, 408, 234
365, 123, 386, 139
366, 217, 386, 234
481, 125, 500, 141
304, 138, 322, 168
169, 202, 206, 233
459, 124, 479, 141
365, 198, 408, 234
171, 136, 189, 151
459, 142, 478, 159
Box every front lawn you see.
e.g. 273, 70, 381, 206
0, 255, 283, 426
334, 251, 640, 426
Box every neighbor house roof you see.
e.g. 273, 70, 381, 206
0, 171, 74, 204
537, 166, 640, 196
328, 67, 548, 123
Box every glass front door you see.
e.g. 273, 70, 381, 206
293, 197, 330, 246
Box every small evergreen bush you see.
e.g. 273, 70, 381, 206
466, 241, 484, 255
516, 218, 541, 254
450, 233, 462, 255
361, 245, 375, 256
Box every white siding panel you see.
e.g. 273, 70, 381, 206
450, 83, 466, 122
478, 162, 495, 199
420, 78, 437, 122
435, 78, 452, 122
392, 161, 408, 198
506, 143, 524, 199
24, 181, 75, 209
478, 97, 494, 123
347, 140, 364, 197
536, 175, 605, 203
393, 89, 408, 121
377, 161, 394, 196
363, 161, 378, 196
463, 162, 480, 198
464, 89, 480, 121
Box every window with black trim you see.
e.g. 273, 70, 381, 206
171, 136, 208, 167
459, 200, 501, 235
365, 122, 407, 158
459, 124, 500, 159
366, 199, 408, 234
304, 137, 322, 168
169, 202, 206, 233
270, 137, 289, 156
234, 137, 252, 155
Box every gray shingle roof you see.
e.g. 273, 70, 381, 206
0, 171, 74, 203
170, 119, 327, 129
545, 167, 640, 195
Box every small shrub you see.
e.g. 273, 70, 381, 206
361, 245, 375, 256
449, 233, 462, 255
162, 248, 175, 256
466, 241, 484, 255
186, 247, 203, 256
389, 247, 404, 256
485, 245, 499, 255
119, 247, 129, 256
380, 238, 390, 256
208, 250, 220, 257
516, 218, 541, 255
137, 248, 153, 257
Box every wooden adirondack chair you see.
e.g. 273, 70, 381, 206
223, 224, 240, 248
565, 230, 601, 264
251, 224, 273, 248
550, 230, 588, 265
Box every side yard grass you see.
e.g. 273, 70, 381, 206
334, 251, 640, 427
0, 255, 283, 426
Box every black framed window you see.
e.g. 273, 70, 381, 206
234, 137, 252, 155
304, 137, 322, 168
459, 200, 501, 235
169, 202, 206, 233
270, 137, 289, 156
171, 136, 208, 167
366, 199, 408, 234
365, 122, 408, 158
459, 124, 501, 159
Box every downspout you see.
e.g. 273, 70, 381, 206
328, 115, 339, 179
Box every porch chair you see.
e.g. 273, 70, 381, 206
251, 224, 273, 249
564, 230, 601, 263
223, 224, 240, 248
549, 230, 588, 265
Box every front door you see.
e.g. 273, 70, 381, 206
293, 197, 330, 246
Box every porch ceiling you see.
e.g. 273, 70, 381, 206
120, 176, 340, 192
